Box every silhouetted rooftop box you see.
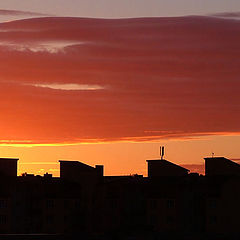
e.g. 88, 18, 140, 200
59, 160, 104, 181
204, 157, 240, 176
0, 158, 18, 177
146, 159, 189, 177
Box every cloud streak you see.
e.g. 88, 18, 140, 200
28, 83, 105, 91
0, 40, 84, 53
0, 9, 50, 24
0, 9, 47, 16
210, 12, 240, 20
0, 14, 239, 145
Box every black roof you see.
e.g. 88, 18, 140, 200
146, 159, 189, 172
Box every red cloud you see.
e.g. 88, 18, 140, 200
0, 15, 239, 144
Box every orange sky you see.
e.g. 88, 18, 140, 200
0, 11, 240, 176
1, 134, 240, 176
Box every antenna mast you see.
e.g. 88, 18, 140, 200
160, 146, 165, 160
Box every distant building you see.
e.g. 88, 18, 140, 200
204, 157, 240, 176
0, 158, 18, 177
59, 160, 103, 182
0, 155, 240, 238
146, 159, 189, 177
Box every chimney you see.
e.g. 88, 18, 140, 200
95, 165, 104, 177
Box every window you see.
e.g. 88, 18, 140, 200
46, 199, 54, 209
75, 199, 81, 209
149, 199, 157, 210
209, 215, 217, 224
110, 199, 118, 209
166, 199, 175, 209
46, 215, 54, 225
149, 215, 157, 225
209, 199, 217, 209
166, 215, 174, 224
0, 215, 7, 224
64, 200, 69, 208
0, 200, 7, 209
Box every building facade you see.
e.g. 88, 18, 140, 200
0, 156, 239, 238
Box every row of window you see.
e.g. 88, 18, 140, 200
46, 199, 82, 209
149, 198, 219, 210
148, 215, 219, 226
46, 215, 78, 224
149, 199, 175, 209
149, 214, 175, 226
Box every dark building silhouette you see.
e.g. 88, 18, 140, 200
59, 160, 103, 182
0, 155, 240, 239
205, 157, 240, 176
0, 158, 18, 177
147, 159, 189, 177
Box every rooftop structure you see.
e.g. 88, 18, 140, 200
204, 157, 240, 176
59, 160, 104, 182
0, 158, 18, 177
146, 159, 189, 177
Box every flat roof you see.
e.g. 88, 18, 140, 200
59, 160, 95, 169
59, 160, 79, 163
146, 159, 189, 171
204, 157, 228, 160
0, 158, 19, 161
146, 159, 162, 162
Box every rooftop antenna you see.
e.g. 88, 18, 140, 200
160, 146, 165, 160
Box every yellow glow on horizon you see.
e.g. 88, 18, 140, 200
0, 133, 239, 178
0, 131, 240, 147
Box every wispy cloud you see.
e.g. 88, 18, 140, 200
210, 12, 240, 20
0, 9, 48, 16
31, 83, 105, 91
0, 9, 50, 24
0, 40, 84, 53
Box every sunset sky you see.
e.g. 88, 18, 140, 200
0, 1, 240, 176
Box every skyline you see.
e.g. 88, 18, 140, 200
1, 155, 240, 237
0, 4, 239, 176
